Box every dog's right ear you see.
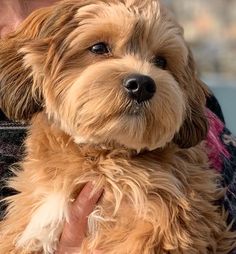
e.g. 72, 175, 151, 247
0, 1, 91, 121
0, 7, 53, 121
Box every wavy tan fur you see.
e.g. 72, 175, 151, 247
0, 0, 235, 253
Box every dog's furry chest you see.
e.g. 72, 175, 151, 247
3, 114, 234, 254
13, 114, 224, 253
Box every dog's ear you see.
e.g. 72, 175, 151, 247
0, 7, 54, 121
0, 1, 81, 121
0, 40, 37, 121
173, 50, 209, 149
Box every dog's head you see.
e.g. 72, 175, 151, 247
0, 0, 208, 150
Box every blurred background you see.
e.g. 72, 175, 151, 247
163, 0, 236, 134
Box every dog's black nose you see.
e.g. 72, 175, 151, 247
123, 74, 156, 103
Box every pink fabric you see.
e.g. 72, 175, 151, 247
206, 109, 230, 172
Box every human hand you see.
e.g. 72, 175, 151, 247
56, 182, 103, 254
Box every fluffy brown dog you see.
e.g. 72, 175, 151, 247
0, 0, 236, 253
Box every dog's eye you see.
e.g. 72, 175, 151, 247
90, 43, 110, 55
153, 56, 167, 69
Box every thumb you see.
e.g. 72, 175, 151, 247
59, 182, 103, 249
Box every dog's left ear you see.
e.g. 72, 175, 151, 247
173, 49, 209, 149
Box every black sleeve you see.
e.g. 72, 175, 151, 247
0, 110, 8, 121
206, 94, 225, 124
0, 112, 26, 217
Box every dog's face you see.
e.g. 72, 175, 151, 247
0, 0, 208, 150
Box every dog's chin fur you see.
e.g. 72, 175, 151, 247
0, 0, 236, 253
